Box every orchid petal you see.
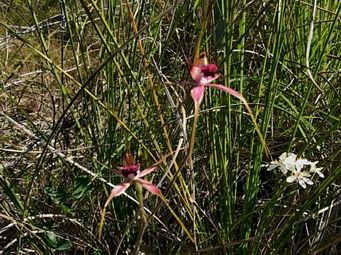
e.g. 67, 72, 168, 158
137, 167, 157, 178
200, 75, 220, 85
205, 83, 244, 101
135, 178, 161, 196
190, 66, 203, 82
194, 52, 209, 66
104, 183, 130, 207
191, 85, 205, 106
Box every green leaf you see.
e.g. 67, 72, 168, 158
43, 232, 72, 251
44, 184, 75, 216
0, 175, 24, 213
44, 185, 67, 204
72, 176, 93, 199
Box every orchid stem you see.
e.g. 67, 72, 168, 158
132, 183, 147, 255
136, 183, 147, 224
188, 104, 200, 166
98, 194, 114, 240
98, 206, 107, 240
188, 103, 200, 250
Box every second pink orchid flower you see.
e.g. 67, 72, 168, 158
104, 153, 161, 208
99, 153, 161, 239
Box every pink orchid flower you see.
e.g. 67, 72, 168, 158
189, 52, 269, 156
190, 52, 243, 106
99, 153, 161, 239
104, 153, 161, 207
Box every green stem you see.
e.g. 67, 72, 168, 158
98, 193, 114, 240
136, 183, 147, 224
132, 183, 147, 255
188, 104, 200, 167
188, 103, 200, 249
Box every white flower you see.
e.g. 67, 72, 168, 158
268, 152, 297, 174
309, 161, 324, 178
268, 152, 324, 189
286, 169, 314, 189
294, 158, 312, 171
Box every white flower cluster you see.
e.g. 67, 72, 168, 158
267, 152, 324, 189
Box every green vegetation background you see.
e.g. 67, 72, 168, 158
0, 0, 340, 254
